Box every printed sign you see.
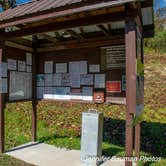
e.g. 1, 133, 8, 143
0, 62, 7, 77
44, 61, 53, 73
89, 64, 100, 73
94, 74, 105, 88
26, 52, 32, 65
106, 81, 121, 93
56, 63, 67, 73
18, 61, 26, 72
7, 59, 17, 70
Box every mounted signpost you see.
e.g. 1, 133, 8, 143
0, 0, 154, 165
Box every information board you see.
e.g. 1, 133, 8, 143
101, 45, 125, 69
9, 71, 32, 101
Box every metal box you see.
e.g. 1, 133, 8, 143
81, 111, 103, 166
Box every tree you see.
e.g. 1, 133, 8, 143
0, 0, 16, 10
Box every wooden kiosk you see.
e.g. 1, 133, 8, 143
0, 0, 154, 165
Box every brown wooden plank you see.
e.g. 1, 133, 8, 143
125, 18, 137, 166
37, 35, 124, 52
38, 34, 58, 44
5, 41, 33, 52
97, 25, 110, 37
0, 11, 138, 39
0, 2, 127, 29
32, 35, 38, 142
0, 40, 5, 153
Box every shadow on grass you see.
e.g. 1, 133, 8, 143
103, 118, 166, 157
37, 118, 166, 158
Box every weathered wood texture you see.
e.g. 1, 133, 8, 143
125, 18, 137, 166
0, 40, 5, 153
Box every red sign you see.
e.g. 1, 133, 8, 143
106, 81, 121, 93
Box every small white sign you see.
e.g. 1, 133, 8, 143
0, 62, 7, 77
0, 78, 7, 93
94, 74, 106, 88
56, 63, 67, 73
44, 61, 53, 73
26, 52, 32, 65
26, 65, 32, 73
7, 59, 17, 70
18, 61, 26, 72
89, 64, 100, 73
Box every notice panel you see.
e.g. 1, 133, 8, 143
9, 71, 32, 101
101, 45, 125, 69
106, 81, 121, 93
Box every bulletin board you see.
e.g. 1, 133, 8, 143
36, 46, 126, 104
5, 47, 33, 102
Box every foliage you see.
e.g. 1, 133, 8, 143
0, 0, 16, 10
145, 30, 166, 53
0, 154, 34, 166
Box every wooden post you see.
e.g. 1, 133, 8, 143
32, 36, 38, 142
134, 36, 143, 159
125, 18, 137, 166
0, 40, 5, 153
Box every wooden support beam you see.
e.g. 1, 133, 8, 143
65, 29, 83, 40
79, 27, 85, 36
0, 2, 126, 29
38, 34, 58, 44
97, 24, 110, 36
9, 38, 32, 47
5, 41, 33, 52
0, 11, 138, 39
125, 18, 137, 166
32, 35, 38, 142
0, 40, 5, 153
37, 35, 124, 52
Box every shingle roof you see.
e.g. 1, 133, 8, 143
0, 0, 141, 22
0, 0, 87, 21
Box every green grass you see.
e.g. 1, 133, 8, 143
0, 154, 35, 166
1, 51, 165, 165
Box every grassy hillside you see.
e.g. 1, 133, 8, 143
0, 51, 165, 166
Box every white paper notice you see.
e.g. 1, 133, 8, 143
53, 73, 61, 86
36, 74, 44, 86
61, 73, 71, 86
56, 63, 67, 73
7, 59, 17, 70
82, 86, 93, 101
70, 73, 80, 88
80, 74, 93, 85
0, 78, 7, 93
0, 62, 7, 77
54, 87, 70, 95
44, 87, 53, 99
26, 52, 32, 65
18, 61, 26, 72
9, 72, 32, 101
44, 74, 53, 86
69, 61, 87, 74
52, 87, 71, 100
94, 74, 106, 88
89, 64, 100, 73
80, 61, 87, 74
26, 65, 32, 73
44, 61, 53, 73
37, 86, 44, 99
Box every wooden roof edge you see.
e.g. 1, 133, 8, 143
0, 0, 152, 29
